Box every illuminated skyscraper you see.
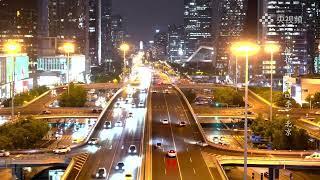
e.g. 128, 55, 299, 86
184, 0, 212, 57
259, 0, 312, 76
212, 0, 248, 76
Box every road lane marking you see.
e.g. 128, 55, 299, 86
189, 157, 192, 163
164, 92, 183, 180
193, 168, 196, 174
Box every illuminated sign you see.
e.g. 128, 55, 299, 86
4, 55, 29, 83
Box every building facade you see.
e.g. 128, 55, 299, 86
167, 25, 186, 62
184, 0, 212, 57
259, 0, 312, 77
153, 30, 168, 60
212, 0, 248, 76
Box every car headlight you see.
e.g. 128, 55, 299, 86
134, 150, 137, 153
96, 173, 99, 177
115, 166, 119, 170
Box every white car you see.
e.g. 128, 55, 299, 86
164, 89, 169, 94
138, 102, 144, 107
196, 141, 208, 147
53, 146, 71, 154
277, 108, 291, 112
167, 150, 177, 158
115, 121, 123, 127
88, 138, 99, 145
128, 112, 133, 118
162, 119, 169, 124
305, 152, 320, 159
95, 168, 107, 178
0, 150, 10, 157
131, 103, 136, 108
179, 121, 186, 127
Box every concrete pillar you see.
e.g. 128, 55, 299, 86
268, 167, 279, 180
12, 165, 23, 180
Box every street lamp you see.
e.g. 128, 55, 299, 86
310, 95, 314, 110
264, 42, 280, 122
120, 43, 129, 76
231, 41, 259, 180
4, 40, 22, 120
61, 42, 75, 95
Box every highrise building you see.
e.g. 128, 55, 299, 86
101, 0, 112, 60
153, 30, 167, 60
212, 0, 248, 76
111, 15, 125, 50
184, 0, 212, 57
259, 0, 312, 77
167, 25, 186, 62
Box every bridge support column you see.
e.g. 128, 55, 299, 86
268, 167, 279, 180
12, 165, 23, 180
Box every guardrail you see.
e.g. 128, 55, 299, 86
142, 87, 152, 180
61, 158, 75, 180
172, 85, 208, 142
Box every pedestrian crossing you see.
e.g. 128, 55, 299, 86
73, 153, 89, 171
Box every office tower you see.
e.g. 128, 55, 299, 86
111, 15, 125, 49
167, 25, 186, 62
184, 0, 212, 57
212, 0, 248, 76
153, 30, 168, 60
101, 0, 112, 61
259, 0, 311, 76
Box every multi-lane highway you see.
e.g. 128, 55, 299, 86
151, 84, 216, 180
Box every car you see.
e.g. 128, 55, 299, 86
152, 90, 157, 93
196, 141, 208, 147
0, 150, 10, 157
315, 111, 320, 115
179, 121, 186, 127
115, 102, 121, 108
128, 145, 137, 154
104, 121, 112, 129
168, 85, 172, 89
155, 142, 162, 149
167, 150, 177, 158
95, 168, 106, 178
162, 119, 169, 124
88, 138, 99, 145
125, 99, 129, 104
91, 109, 98, 113
277, 108, 291, 112
128, 112, 133, 118
131, 103, 136, 107
164, 89, 169, 94
115, 162, 125, 171
305, 152, 320, 159
138, 102, 144, 107
115, 121, 123, 127
42, 110, 52, 114
124, 173, 133, 180
53, 146, 71, 154
264, 172, 269, 178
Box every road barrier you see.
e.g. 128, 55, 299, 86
142, 87, 153, 180
61, 158, 75, 180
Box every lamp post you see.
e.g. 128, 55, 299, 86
235, 55, 238, 91
265, 43, 280, 122
310, 95, 314, 110
61, 42, 75, 95
231, 41, 259, 180
4, 41, 22, 120
120, 43, 129, 76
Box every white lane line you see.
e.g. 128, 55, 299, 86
193, 168, 196, 174
164, 92, 183, 180
186, 147, 189, 152
189, 157, 192, 163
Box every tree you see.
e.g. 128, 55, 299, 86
306, 92, 320, 108
182, 89, 196, 103
275, 92, 300, 108
58, 83, 87, 107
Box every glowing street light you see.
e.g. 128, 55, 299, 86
4, 40, 22, 120
120, 43, 129, 75
264, 42, 280, 122
231, 41, 259, 180
61, 42, 75, 95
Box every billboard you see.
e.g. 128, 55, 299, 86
5, 55, 29, 82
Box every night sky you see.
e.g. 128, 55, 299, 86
113, 0, 184, 43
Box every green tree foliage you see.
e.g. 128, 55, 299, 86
275, 91, 300, 108
250, 116, 310, 150
213, 87, 245, 106
306, 92, 320, 108
0, 116, 49, 150
58, 83, 87, 107
2, 86, 49, 107
182, 89, 197, 103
